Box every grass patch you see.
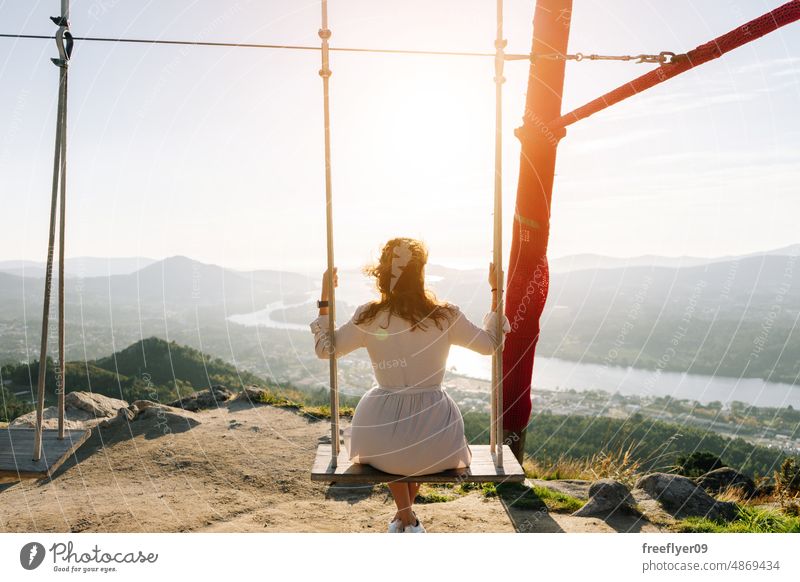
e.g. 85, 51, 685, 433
470, 481, 584, 512
522, 439, 678, 487
496, 482, 548, 511
301, 404, 355, 420
415, 484, 458, 504
251, 389, 353, 420
479, 482, 498, 498
524, 456, 591, 481
674, 505, 800, 533
528, 484, 585, 513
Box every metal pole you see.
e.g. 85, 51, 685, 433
33, 0, 70, 460
57, 66, 68, 440
320, 0, 339, 466
492, 0, 506, 468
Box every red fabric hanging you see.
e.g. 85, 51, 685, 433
503, 0, 572, 432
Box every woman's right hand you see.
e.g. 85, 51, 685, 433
488, 262, 498, 289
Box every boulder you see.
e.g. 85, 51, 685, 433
237, 385, 270, 402
10, 391, 128, 429
167, 385, 233, 411
66, 392, 128, 418
98, 400, 200, 438
754, 483, 775, 498
635, 472, 739, 521
135, 403, 200, 431
695, 467, 756, 498
572, 478, 637, 517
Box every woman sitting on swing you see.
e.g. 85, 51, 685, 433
310, 237, 511, 533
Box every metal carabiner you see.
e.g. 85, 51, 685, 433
51, 16, 73, 68
659, 51, 677, 65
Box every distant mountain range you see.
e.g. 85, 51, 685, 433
0, 256, 158, 278
3, 244, 798, 278
546, 244, 800, 273
1, 245, 798, 385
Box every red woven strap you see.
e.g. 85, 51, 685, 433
552, 0, 800, 128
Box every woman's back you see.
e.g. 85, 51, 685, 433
311, 302, 510, 388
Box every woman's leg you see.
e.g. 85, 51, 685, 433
391, 482, 421, 520
408, 482, 420, 505
387, 482, 415, 527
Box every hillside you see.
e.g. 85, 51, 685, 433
1, 337, 270, 413
2, 337, 790, 481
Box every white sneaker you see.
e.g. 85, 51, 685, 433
403, 517, 426, 533
388, 517, 403, 533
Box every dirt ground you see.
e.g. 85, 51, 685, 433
0, 399, 664, 533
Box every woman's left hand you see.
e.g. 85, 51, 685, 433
321, 267, 338, 298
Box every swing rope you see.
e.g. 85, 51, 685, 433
33, 0, 72, 461
551, 0, 800, 129
318, 0, 508, 469
490, 0, 506, 467
319, 0, 340, 467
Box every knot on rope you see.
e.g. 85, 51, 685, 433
494, 39, 507, 50
319, 68, 332, 78
318, 28, 332, 40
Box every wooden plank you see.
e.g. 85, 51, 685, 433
0, 428, 91, 481
311, 444, 525, 484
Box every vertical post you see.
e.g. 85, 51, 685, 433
57, 56, 69, 442
491, 0, 506, 468
319, 0, 339, 466
34, 0, 71, 459
502, 0, 572, 448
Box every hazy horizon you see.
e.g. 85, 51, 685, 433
2, 239, 799, 275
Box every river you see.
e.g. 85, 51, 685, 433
228, 294, 800, 409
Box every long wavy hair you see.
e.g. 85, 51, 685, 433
354, 237, 458, 332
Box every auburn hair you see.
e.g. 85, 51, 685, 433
353, 237, 458, 332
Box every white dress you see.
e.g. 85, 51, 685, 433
309, 302, 511, 476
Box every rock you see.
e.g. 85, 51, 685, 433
572, 479, 637, 517
754, 483, 775, 497
10, 391, 128, 429
167, 385, 233, 412
98, 400, 200, 438
634, 472, 739, 521
695, 467, 756, 498
65, 392, 128, 418
131, 399, 159, 411
136, 404, 201, 429
237, 385, 269, 402
98, 406, 137, 428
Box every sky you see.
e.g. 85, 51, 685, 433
0, 0, 798, 277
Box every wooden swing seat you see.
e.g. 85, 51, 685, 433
311, 444, 525, 484
0, 427, 91, 482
